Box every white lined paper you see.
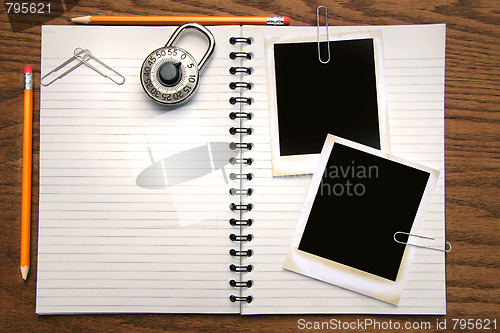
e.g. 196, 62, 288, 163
37, 25, 242, 314
240, 24, 446, 314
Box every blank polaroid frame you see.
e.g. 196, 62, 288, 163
283, 135, 440, 305
264, 30, 389, 176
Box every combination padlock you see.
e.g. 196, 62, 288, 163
140, 23, 215, 106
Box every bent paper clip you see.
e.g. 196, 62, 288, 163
394, 231, 452, 253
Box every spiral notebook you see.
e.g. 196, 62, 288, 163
37, 23, 446, 315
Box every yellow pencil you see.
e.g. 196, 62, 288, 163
68, 15, 290, 26
21, 66, 33, 281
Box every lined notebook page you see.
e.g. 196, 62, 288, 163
37, 26, 242, 314
241, 24, 446, 314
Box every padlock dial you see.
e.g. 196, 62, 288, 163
140, 46, 199, 106
158, 62, 182, 87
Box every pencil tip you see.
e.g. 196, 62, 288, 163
67, 18, 72, 22
21, 266, 29, 281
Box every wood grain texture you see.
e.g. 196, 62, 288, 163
0, 0, 498, 331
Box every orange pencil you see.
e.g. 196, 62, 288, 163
68, 15, 290, 26
21, 66, 33, 281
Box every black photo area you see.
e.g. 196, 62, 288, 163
274, 39, 381, 155
298, 143, 430, 282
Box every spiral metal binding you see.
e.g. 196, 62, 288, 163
229, 142, 253, 150
229, 264, 253, 272
229, 66, 252, 75
229, 97, 252, 105
229, 218, 253, 226
229, 157, 253, 165
229, 82, 252, 90
229, 173, 253, 180
230, 280, 253, 287
230, 52, 252, 60
228, 35, 254, 304
229, 295, 253, 303
229, 127, 253, 135
229, 204, 253, 212
229, 233, 253, 242
229, 37, 252, 45
229, 111, 252, 119
230, 249, 253, 257
229, 188, 253, 196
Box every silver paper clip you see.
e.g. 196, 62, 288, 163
316, 5, 330, 64
41, 48, 88, 86
394, 231, 452, 253
41, 48, 125, 86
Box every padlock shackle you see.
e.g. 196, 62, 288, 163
165, 23, 216, 73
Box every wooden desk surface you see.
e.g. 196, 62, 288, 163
0, 0, 498, 332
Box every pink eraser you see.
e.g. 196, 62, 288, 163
24, 66, 33, 73
284, 16, 290, 25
